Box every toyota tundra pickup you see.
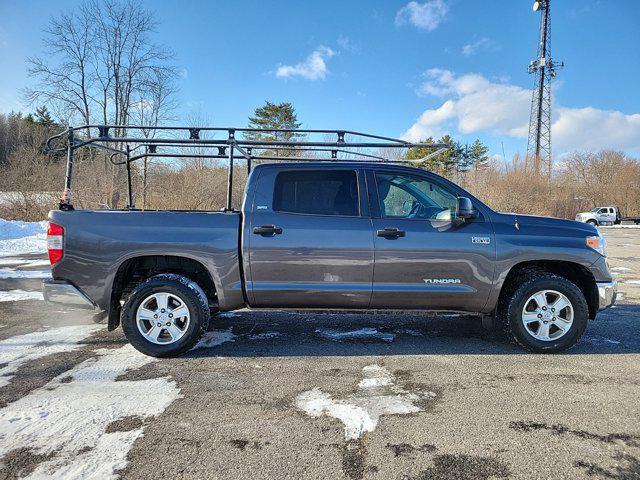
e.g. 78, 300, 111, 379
42, 126, 616, 357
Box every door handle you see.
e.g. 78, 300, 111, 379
376, 227, 406, 239
253, 225, 283, 236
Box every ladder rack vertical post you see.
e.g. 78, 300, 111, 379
226, 129, 235, 211
60, 128, 75, 210
126, 144, 134, 209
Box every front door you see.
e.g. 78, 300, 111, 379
369, 170, 495, 312
247, 167, 374, 308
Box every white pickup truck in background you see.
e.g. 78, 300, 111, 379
575, 206, 640, 226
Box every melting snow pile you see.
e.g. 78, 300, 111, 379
0, 344, 181, 478
295, 365, 435, 440
0, 219, 47, 257
315, 327, 395, 343
0, 325, 99, 388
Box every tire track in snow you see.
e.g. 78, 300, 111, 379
0, 344, 181, 479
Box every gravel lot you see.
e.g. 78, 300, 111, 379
0, 227, 639, 480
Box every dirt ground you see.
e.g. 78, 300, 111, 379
0, 227, 639, 480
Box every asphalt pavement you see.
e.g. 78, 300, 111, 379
0, 228, 639, 480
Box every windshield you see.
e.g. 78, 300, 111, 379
590, 208, 600, 212
376, 173, 458, 220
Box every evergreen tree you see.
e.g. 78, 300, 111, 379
246, 102, 303, 157
34, 106, 55, 127
405, 136, 489, 177
469, 139, 490, 170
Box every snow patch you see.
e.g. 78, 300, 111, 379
218, 311, 241, 318
611, 266, 632, 272
0, 289, 44, 302
0, 268, 51, 279
0, 325, 99, 388
295, 364, 435, 440
0, 258, 50, 268
0, 219, 47, 257
248, 332, 281, 340
193, 328, 236, 349
582, 336, 622, 346
0, 344, 181, 479
0, 219, 47, 239
601, 224, 640, 229
625, 280, 640, 285
315, 327, 395, 343
394, 328, 424, 336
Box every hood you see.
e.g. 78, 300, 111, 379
494, 212, 599, 235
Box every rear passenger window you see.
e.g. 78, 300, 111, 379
273, 170, 359, 216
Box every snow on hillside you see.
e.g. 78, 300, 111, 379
0, 219, 48, 257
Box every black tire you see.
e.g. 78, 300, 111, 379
586, 219, 598, 226
499, 273, 589, 353
121, 274, 210, 357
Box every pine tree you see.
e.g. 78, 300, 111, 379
470, 139, 490, 170
245, 102, 303, 157
34, 106, 55, 127
405, 136, 490, 178
404, 136, 442, 171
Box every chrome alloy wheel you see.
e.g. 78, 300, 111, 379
136, 292, 191, 345
521, 290, 574, 341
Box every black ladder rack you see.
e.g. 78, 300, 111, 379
46, 125, 448, 211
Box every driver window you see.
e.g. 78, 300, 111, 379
376, 172, 458, 220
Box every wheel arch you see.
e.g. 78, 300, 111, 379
498, 260, 599, 320
108, 255, 218, 331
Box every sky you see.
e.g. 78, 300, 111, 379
0, 0, 639, 160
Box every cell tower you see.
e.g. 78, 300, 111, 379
527, 0, 563, 178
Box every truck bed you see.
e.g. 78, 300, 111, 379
48, 209, 244, 313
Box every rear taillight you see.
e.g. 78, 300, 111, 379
47, 222, 64, 265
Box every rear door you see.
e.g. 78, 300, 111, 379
368, 169, 495, 312
247, 166, 374, 308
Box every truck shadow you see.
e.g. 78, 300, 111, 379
185, 303, 640, 357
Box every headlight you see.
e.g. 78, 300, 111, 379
586, 235, 606, 256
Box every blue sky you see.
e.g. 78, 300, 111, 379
1, 0, 639, 159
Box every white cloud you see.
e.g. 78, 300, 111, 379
461, 37, 493, 56
403, 69, 640, 154
396, 0, 449, 31
336, 35, 360, 54
552, 106, 640, 152
276, 46, 336, 81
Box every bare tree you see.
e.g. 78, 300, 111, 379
25, 0, 179, 207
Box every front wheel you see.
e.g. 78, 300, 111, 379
586, 219, 598, 226
500, 274, 589, 353
121, 274, 210, 357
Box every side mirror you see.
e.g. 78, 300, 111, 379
455, 196, 477, 221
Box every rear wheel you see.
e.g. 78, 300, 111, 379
121, 274, 210, 357
500, 274, 588, 353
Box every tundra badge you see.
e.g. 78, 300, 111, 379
472, 236, 491, 244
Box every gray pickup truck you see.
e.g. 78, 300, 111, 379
43, 126, 616, 357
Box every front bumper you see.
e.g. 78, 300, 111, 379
597, 281, 617, 311
42, 279, 97, 310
